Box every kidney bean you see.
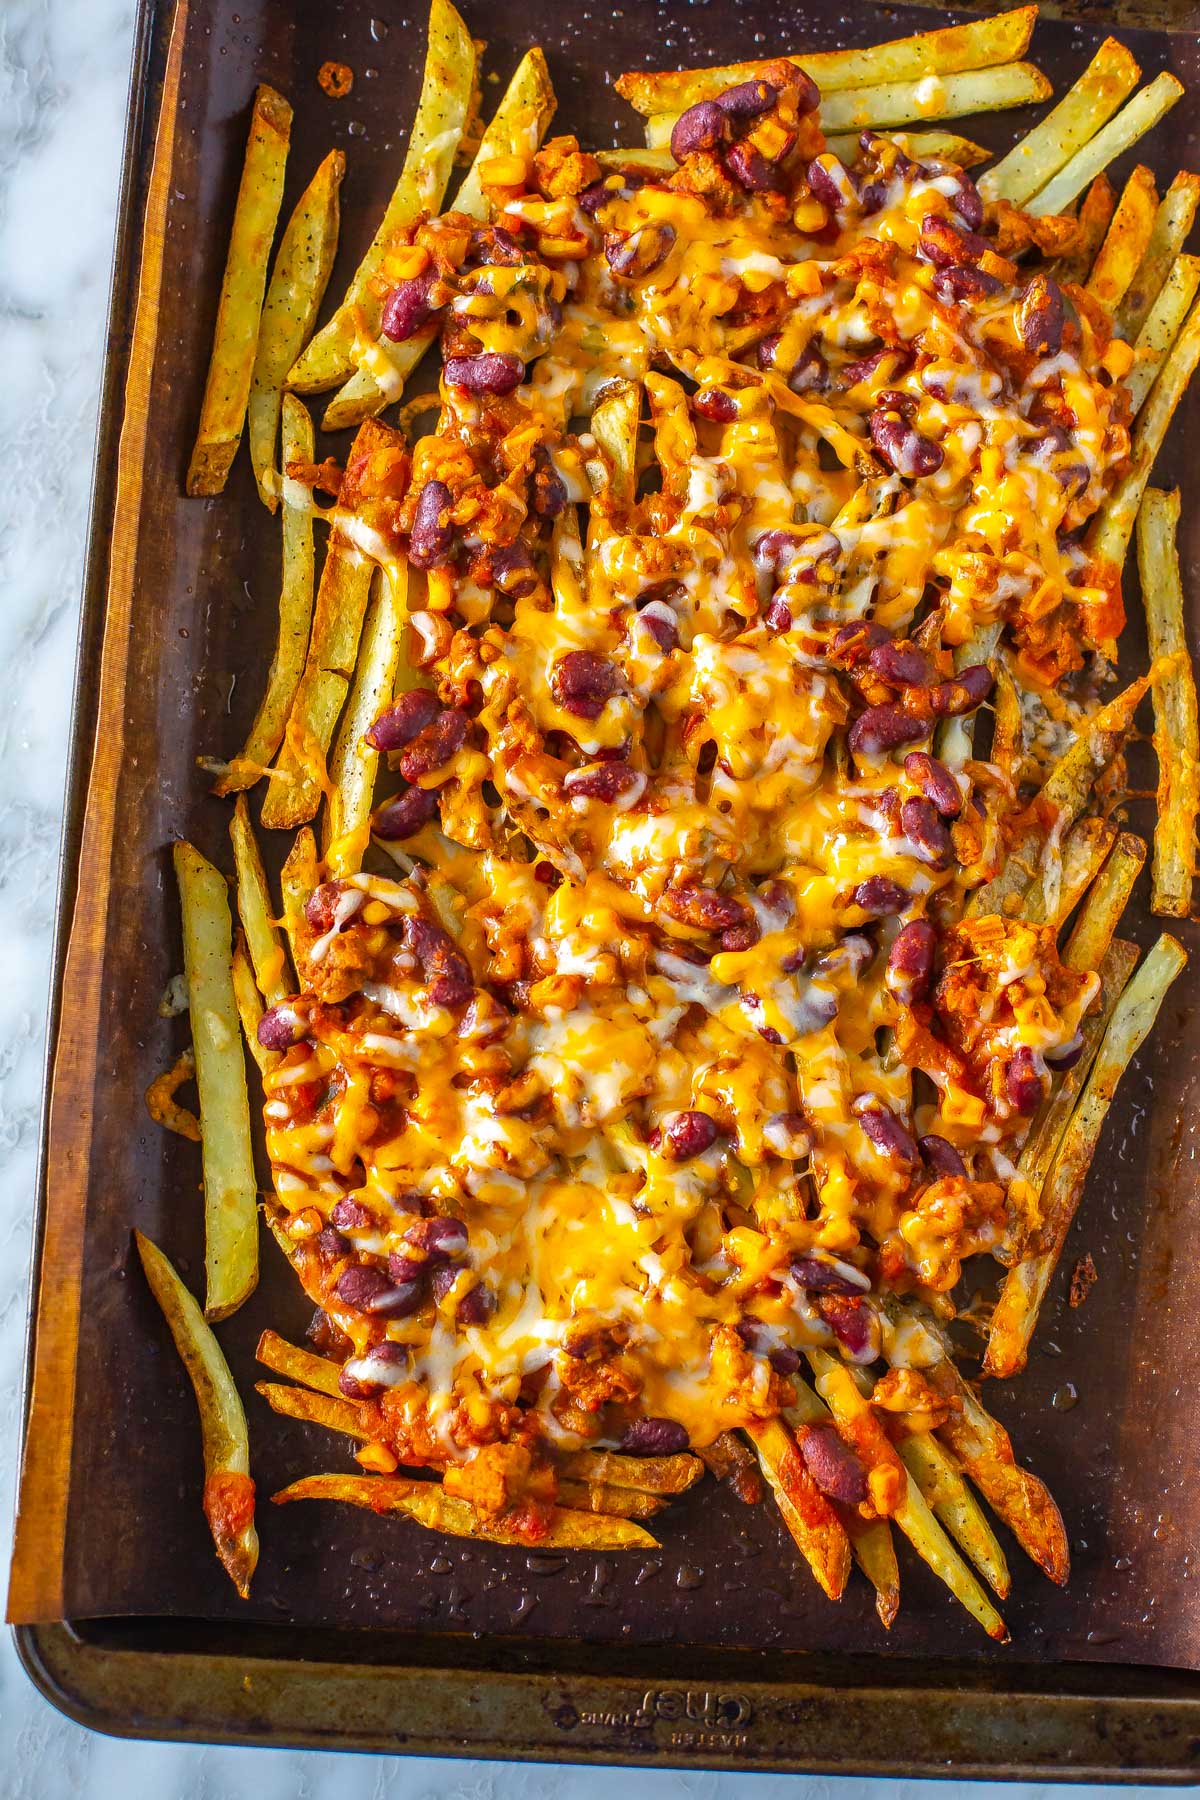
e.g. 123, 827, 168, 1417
336, 1264, 393, 1310
886, 918, 936, 1005
904, 750, 961, 818
787, 342, 830, 396
455, 1283, 495, 1327
719, 76, 778, 118
530, 445, 568, 519
947, 170, 984, 230
366, 1278, 425, 1318
550, 650, 621, 721
875, 386, 916, 421
763, 598, 794, 632
662, 882, 748, 932
374, 784, 438, 839
848, 703, 926, 756
387, 1250, 425, 1285
916, 214, 989, 271
857, 178, 889, 215
470, 224, 527, 266
768, 1344, 801, 1375
404, 1215, 469, 1263
830, 619, 891, 665
920, 1134, 967, 1179
484, 541, 537, 599
869, 640, 932, 687
852, 876, 909, 917
408, 478, 455, 569
754, 528, 805, 578
854, 1097, 918, 1163
331, 1198, 374, 1231
929, 663, 992, 717
800, 1421, 869, 1504
1018, 274, 1065, 357
307, 1308, 351, 1356
725, 141, 777, 191
663, 1110, 721, 1161
338, 1340, 407, 1398
621, 1416, 690, 1455
304, 879, 358, 933
446, 351, 525, 396
1006, 1046, 1044, 1114
791, 1254, 871, 1296
402, 916, 474, 1007
366, 687, 441, 752
563, 760, 643, 803
870, 409, 944, 478
819, 1293, 882, 1363
693, 386, 738, 423
604, 222, 677, 278
786, 987, 841, 1038
670, 99, 730, 160
720, 917, 761, 953
934, 265, 1002, 303
381, 269, 440, 342
257, 1001, 309, 1050
901, 795, 953, 867
806, 154, 855, 212
640, 605, 680, 652
1046, 1031, 1084, 1072
316, 1228, 350, 1265
579, 177, 617, 218
815, 935, 874, 981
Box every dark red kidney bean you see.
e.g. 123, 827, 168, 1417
662, 882, 748, 931
404, 1215, 468, 1263
331, 1198, 374, 1231
720, 918, 761, 953
338, 1341, 407, 1399
663, 1110, 720, 1161
579, 177, 616, 218
316, 1227, 350, 1264
764, 599, 793, 632
563, 760, 642, 803
640, 607, 679, 652
381, 269, 439, 342
869, 640, 932, 687
806, 155, 853, 212
404, 916, 474, 1007
530, 445, 568, 519
670, 99, 730, 160
787, 342, 829, 394
814, 934, 874, 981
791, 67, 821, 113
854, 1099, 918, 1163
338, 1368, 377, 1400
387, 1250, 425, 1284
366, 687, 441, 752
848, 703, 926, 756
841, 345, 910, 389
1007, 1046, 1044, 1114
901, 795, 953, 867
791, 1254, 871, 1296
621, 1416, 690, 1455
768, 1344, 801, 1375
304, 879, 350, 933
430, 1264, 458, 1305
693, 387, 738, 423
904, 750, 961, 817
1046, 1031, 1084, 1072
886, 918, 936, 1005
470, 224, 527, 266
934, 264, 1002, 303
257, 1002, 309, 1050
870, 409, 944, 477
874, 386, 915, 420
948, 171, 984, 231
800, 1422, 869, 1504
409, 478, 455, 569
336, 1264, 393, 1310
856, 177, 889, 215
456, 1284, 495, 1327
604, 222, 677, 278
485, 541, 538, 598
366, 1279, 425, 1318
916, 213, 989, 270
757, 331, 782, 370
550, 650, 621, 721
830, 619, 891, 664
373, 784, 438, 839
398, 707, 469, 783
638, 577, 688, 608
920, 1134, 967, 1179
754, 528, 806, 576
1018, 274, 1065, 357
718, 77, 778, 118
725, 141, 776, 191
929, 663, 993, 718
818, 1293, 882, 1363
443, 351, 525, 395
852, 876, 909, 917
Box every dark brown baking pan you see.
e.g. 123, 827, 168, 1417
11, 0, 1200, 1775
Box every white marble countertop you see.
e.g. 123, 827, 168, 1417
0, 0, 1184, 1793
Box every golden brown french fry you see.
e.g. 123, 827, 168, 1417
273, 1473, 660, 1549
1124, 254, 1200, 418
825, 129, 989, 169
1053, 173, 1116, 287
1021, 815, 1116, 931
324, 565, 411, 874
256, 1379, 370, 1440
784, 1377, 899, 1626
559, 1448, 704, 1495
897, 1433, 1010, 1600
1085, 165, 1157, 312
229, 796, 291, 1004
145, 1048, 200, 1141
279, 827, 319, 971
231, 934, 274, 1077
255, 1328, 344, 1398
288, 0, 476, 398
173, 841, 259, 1319
136, 1231, 259, 1598
248, 149, 344, 508
1029, 72, 1184, 217
261, 562, 370, 830
979, 37, 1140, 209
1063, 840, 1145, 973
1117, 173, 1200, 339
1138, 487, 1200, 917
188, 84, 292, 495
214, 396, 318, 795
616, 8, 1037, 114
744, 1416, 852, 1603
557, 1479, 667, 1520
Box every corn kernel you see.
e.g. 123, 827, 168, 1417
383, 245, 430, 282
480, 153, 528, 188
791, 200, 828, 238
1103, 337, 1135, 378
356, 1442, 399, 1475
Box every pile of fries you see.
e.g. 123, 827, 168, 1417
141, 2, 1198, 1637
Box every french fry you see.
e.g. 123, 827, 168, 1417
279, 826, 319, 972
256, 1379, 370, 1440
248, 150, 344, 508
136, 1231, 259, 1597
979, 38, 1140, 209
145, 1048, 200, 1142
1124, 254, 1200, 418
1085, 165, 1157, 313
173, 841, 259, 1319
255, 1328, 344, 1397
324, 565, 413, 874
214, 395, 318, 795
1029, 72, 1184, 218
1054, 174, 1116, 287
697, 1430, 764, 1504
825, 130, 989, 170
1021, 815, 1116, 932
1117, 173, 1200, 340
231, 934, 274, 1077
1138, 487, 1200, 916
557, 1479, 667, 1520
616, 9, 1037, 114
273, 1473, 660, 1549
187, 84, 292, 495
784, 1377, 900, 1626
288, 0, 476, 399
744, 1416, 852, 1602
897, 1433, 1010, 1600
1063, 839, 1146, 972
559, 1447, 704, 1495
229, 796, 291, 1004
